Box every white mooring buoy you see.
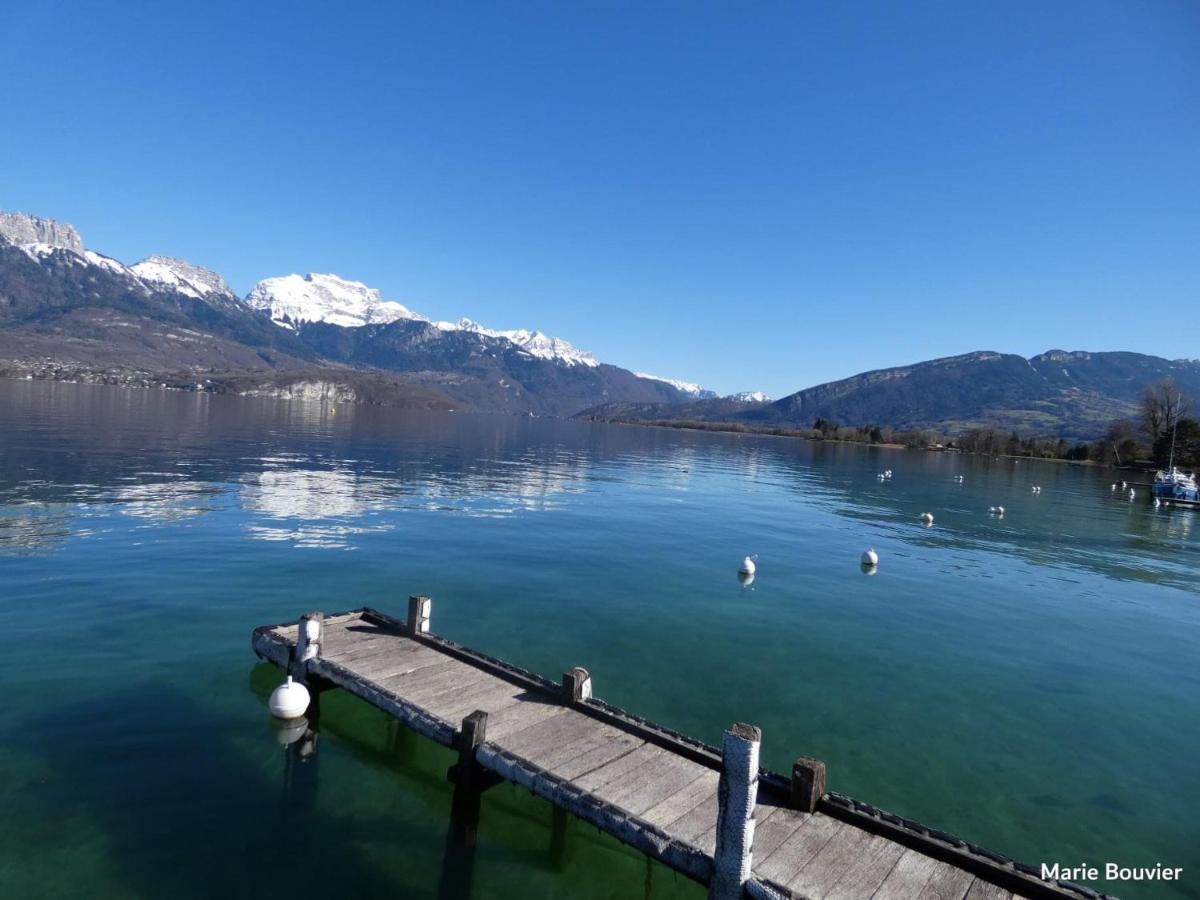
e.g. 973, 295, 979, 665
920, 512, 934, 526
1129, 489, 1136, 500
739, 555, 757, 576
861, 548, 879, 567
268, 675, 311, 720
989, 505, 1005, 516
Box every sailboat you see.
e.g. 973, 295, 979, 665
1152, 407, 1199, 505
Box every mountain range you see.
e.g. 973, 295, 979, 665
2, 210, 1194, 439
584, 350, 1200, 441
0, 211, 744, 415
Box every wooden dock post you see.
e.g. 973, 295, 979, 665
708, 723, 761, 900
440, 711, 488, 899
453, 710, 489, 790
790, 757, 826, 813
561, 666, 591, 705
290, 611, 323, 684
407, 595, 431, 635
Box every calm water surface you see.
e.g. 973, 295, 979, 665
1, 381, 1197, 899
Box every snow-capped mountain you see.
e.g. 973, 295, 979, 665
0, 208, 703, 414
434, 318, 598, 367
726, 391, 771, 403
0, 211, 83, 254
0, 212, 241, 312
131, 256, 237, 304
245, 273, 419, 329
635, 373, 715, 398
247, 273, 598, 367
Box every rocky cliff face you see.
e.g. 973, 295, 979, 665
0, 212, 85, 253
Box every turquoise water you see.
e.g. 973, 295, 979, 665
1, 380, 1197, 900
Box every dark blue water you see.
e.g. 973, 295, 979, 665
1, 380, 1197, 899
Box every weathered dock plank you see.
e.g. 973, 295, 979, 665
252, 606, 1114, 900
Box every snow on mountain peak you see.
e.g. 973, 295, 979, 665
132, 255, 234, 301
433, 318, 598, 367
726, 391, 772, 403
635, 373, 715, 397
245, 273, 420, 329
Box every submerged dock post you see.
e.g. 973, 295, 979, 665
440, 711, 488, 899
790, 757, 826, 813
407, 595, 431, 635
290, 611, 323, 684
709, 723, 761, 900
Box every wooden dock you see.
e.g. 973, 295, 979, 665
252, 601, 1113, 900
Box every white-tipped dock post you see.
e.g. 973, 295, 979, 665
290, 610, 324, 685
708, 722, 761, 900
407, 595, 432, 635
562, 667, 592, 705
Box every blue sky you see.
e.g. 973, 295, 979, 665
2, 1, 1197, 397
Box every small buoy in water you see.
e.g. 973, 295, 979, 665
1111, 483, 1117, 491
1153, 498, 1161, 508
1128, 489, 1136, 500
884, 469, 893, 479
268, 676, 311, 720
876, 473, 885, 481
861, 548, 879, 566
920, 512, 934, 525
1121, 480, 1128, 489
989, 505, 1005, 516
738, 555, 757, 576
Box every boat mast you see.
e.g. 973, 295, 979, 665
1168, 394, 1177, 472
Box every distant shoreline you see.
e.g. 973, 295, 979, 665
586, 415, 1117, 467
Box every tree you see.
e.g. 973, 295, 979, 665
1154, 417, 1200, 468
1093, 419, 1142, 465
1140, 378, 1193, 452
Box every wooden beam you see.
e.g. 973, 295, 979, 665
790, 757, 826, 813
452, 710, 489, 791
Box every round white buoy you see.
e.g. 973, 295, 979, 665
1153, 498, 1161, 508
920, 512, 934, 525
1121, 480, 1128, 489
268, 675, 311, 720
861, 548, 879, 566
739, 555, 757, 576
997, 505, 1005, 516
1128, 489, 1136, 500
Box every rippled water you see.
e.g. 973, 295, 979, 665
1, 380, 1197, 899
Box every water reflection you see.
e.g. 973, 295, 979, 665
1, 379, 1198, 591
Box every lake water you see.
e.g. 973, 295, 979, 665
1, 380, 1197, 900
